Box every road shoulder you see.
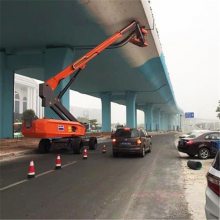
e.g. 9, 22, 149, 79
175, 136, 213, 220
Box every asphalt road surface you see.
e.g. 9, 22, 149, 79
0, 133, 191, 219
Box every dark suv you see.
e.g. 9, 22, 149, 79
112, 128, 152, 157
178, 131, 220, 159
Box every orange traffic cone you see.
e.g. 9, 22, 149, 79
27, 160, 35, 178
55, 154, 62, 169
102, 145, 107, 153
83, 148, 88, 159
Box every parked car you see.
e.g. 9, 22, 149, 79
205, 151, 220, 219
178, 131, 220, 159
179, 130, 210, 139
211, 140, 220, 155
112, 128, 152, 157
13, 122, 23, 138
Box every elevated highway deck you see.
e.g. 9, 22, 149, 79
0, 0, 181, 137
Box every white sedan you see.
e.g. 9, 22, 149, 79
205, 151, 220, 219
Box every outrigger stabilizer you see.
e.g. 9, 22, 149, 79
22, 21, 148, 138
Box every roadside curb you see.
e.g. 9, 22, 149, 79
0, 138, 109, 161
0, 149, 36, 161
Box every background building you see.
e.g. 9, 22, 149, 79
14, 74, 44, 121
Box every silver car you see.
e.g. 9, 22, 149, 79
205, 151, 220, 219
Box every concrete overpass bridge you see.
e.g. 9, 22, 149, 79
0, 0, 181, 138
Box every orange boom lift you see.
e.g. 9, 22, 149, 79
22, 21, 148, 140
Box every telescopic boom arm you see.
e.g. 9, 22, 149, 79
22, 21, 148, 138
39, 21, 148, 122
46, 21, 147, 90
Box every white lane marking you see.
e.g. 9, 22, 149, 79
62, 161, 77, 168
0, 179, 28, 191
35, 169, 55, 178
0, 161, 77, 191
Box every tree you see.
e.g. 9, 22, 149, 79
216, 100, 220, 119
22, 109, 37, 121
89, 119, 98, 129
77, 117, 89, 124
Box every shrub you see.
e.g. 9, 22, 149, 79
22, 109, 37, 121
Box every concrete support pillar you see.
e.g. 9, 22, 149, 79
126, 91, 136, 128
169, 115, 173, 130
179, 114, 183, 131
162, 112, 169, 131
167, 114, 172, 131
154, 109, 161, 131
152, 111, 156, 131
176, 114, 181, 131
44, 48, 74, 118
164, 113, 168, 131
160, 111, 168, 131
175, 114, 179, 131
160, 111, 163, 131
101, 92, 111, 132
171, 114, 176, 131
135, 106, 138, 128
172, 114, 177, 131
143, 104, 153, 131
170, 114, 177, 131
159, 110, 163, 131
162, 112, 165, 131
0, 52, 14, 138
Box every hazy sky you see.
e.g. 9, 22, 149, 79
150, 0, 220, 120
71, 0, 220, 123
